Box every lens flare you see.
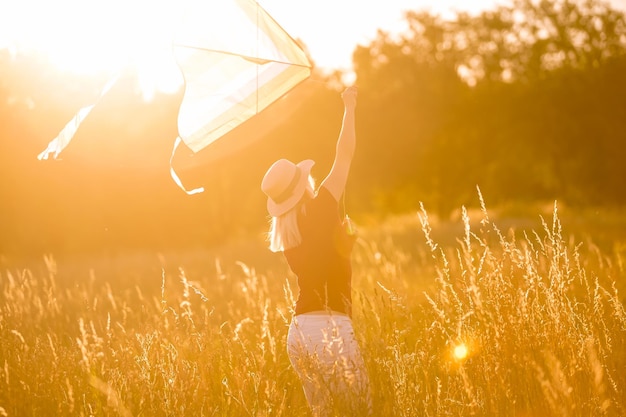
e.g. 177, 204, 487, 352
453, 343, 469, 361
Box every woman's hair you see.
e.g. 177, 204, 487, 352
267, 175, 315, 252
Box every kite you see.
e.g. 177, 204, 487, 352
38, 0, 312, 194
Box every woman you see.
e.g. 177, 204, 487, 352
261, 86, 372, 416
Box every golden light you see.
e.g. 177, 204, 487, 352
452, 343, 469, 361
0, 0, 185, 98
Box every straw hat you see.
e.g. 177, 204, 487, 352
261, 158, 315, 217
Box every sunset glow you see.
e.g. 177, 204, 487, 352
2, 0, 625, 97
453, 343, 469, 361
2, 0, 626, 413
0, 0, 184, 98
0, 0, 505, 84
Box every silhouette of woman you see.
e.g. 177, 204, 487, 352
261, 86, 372, 416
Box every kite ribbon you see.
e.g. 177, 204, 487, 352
169, 136, 205, 195
37, 76, 118, 160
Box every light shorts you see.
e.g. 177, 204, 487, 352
287, 312, 372, 416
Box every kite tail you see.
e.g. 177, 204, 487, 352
38, 76, 119, 160
38, 104, 95, 160
169, 136, 205, 195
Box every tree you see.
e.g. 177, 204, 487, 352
352, 0, 626, 215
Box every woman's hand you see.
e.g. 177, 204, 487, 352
341, 86, 358, 109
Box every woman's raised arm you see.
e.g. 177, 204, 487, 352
320, 86, 358, 201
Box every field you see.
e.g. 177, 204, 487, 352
1, 197, 625, 416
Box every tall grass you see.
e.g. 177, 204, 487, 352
1, 197, 625, 416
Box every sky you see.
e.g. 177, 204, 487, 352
262, 0, 626, 71
1, 0, 625, 88
261, 0, 510, 71
0, 0, 509, 73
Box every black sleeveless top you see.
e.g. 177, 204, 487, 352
284, 187, 355, 316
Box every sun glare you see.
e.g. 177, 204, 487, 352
453, 343, 469, 361
1, 0, 185, 98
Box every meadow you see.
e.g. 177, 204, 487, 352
1, 195, 625, 416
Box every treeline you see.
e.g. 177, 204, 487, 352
1, 0, 625, 256
349, 0, 626, 215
